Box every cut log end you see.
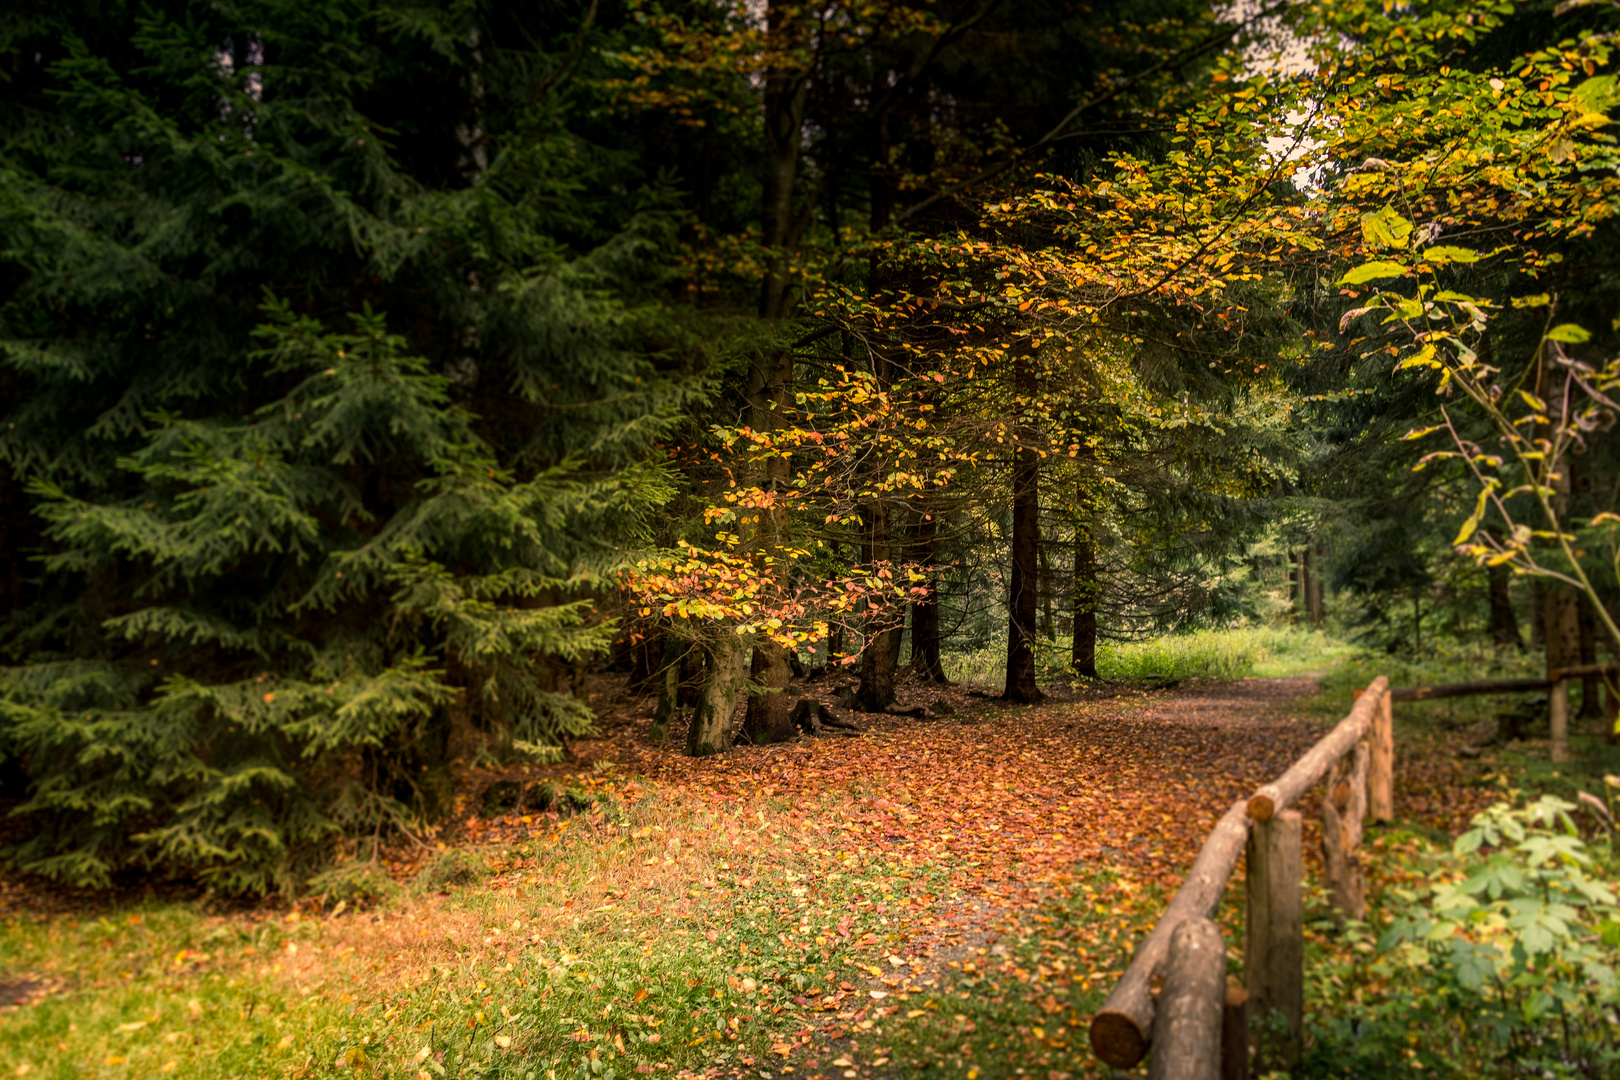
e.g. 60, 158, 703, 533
1247, 794, 1275, 821
1088, 1011, 1148, 1069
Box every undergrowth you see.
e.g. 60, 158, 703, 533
1301, 797, 1620, 1079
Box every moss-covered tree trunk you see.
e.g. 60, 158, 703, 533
688, 634, 747, 757
856, 500, 902, 711
741, 352, 796, 746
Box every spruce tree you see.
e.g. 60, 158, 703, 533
0, 0, 681, 891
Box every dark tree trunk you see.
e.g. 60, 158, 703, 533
740, 352, 796, 745
909, 507, 948, 682
1543, 587, 1582, 679
856, 500, 902, 711
1293, 549, 1307, 623
0, 464, 34, 623
730, 3, 805, 748
1487, 562, 1523, 651
1579, 593, 1601, 719
827, 618, 846, 669
1039, 540, 1056, 642
1004, 350, 1045, 704
1072, 521, 1098, 679
653, 637, 702, 740
1304, 545, 1323, 628
626, 622, 662, 692
759, 1, 808, 320
1529, 579, 1546, 652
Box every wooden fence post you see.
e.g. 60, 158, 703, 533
1221, 979, 1249, 1080
1321, 742, 1369, 924
1551, 676, 1571, 763
1148, 917, 1225, 1080
1369, 690, 1393, 822
1245, 809, 1302, 1072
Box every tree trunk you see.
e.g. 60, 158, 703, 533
1293, 549, 1307, 623
626, 622, 661, 692
688, 634, 747, 757
1304, 544, 1323, 628
1072, 520, 1098, 679
1536, 350, 1580, 738
1543, 587, 1581, 687
1487, 562, 1523, 651
1579, 593, 1601, 719
759, 2, 808, 320
909, 507, 947, 682
740, 348, 796, 746
827, 618, 846, 669
1039, 540, 1056, 642
1529, 579, 1546, 652
856, 500, 903, 711
1004, 349, 1044, 704
651, 632, 688, 740
733, 0, 807, 744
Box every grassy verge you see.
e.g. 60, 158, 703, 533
0, 792, 923, 1080
0, 791, 1153, 1080
942, 625, 1359, 690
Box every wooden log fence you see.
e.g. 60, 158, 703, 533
1089, 665, 1603, 1075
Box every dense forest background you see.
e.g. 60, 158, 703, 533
4, 0, 1620, 896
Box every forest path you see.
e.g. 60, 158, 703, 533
436, 675, 1497, 1080
606, 675, 1338, 893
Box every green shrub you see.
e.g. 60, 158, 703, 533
1305, 796, 1620, 1078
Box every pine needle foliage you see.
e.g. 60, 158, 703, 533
0, 0, 685, 892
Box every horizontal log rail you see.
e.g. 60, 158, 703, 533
1389, 677, 1550, 703
1091, 664, 1603, 1075
1389, 663, 1620, 703
1247, 684, 1385, 822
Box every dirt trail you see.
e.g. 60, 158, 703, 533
600, 675, 1386, 1080
603, 676, 1333, 890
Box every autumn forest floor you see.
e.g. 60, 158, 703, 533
0, 671, 1515, 1080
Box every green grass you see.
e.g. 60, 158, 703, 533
1101, 625, 1354, 681
942, 624, 1358, 690
0, 787, 1153, 1080
0, 794, 937, 1080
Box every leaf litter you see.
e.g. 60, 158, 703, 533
0, 675, 1510, 1080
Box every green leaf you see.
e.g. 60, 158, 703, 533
1340, 261, 1410, 285
1361, 205, 1414, 249
1547, 324, 1591, 344
1423, 245, 1481, 264
1573, 74, 1617, 123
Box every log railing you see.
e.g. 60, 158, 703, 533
1087, 678, 1392, 1077
1089, 665, 1619, 1077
